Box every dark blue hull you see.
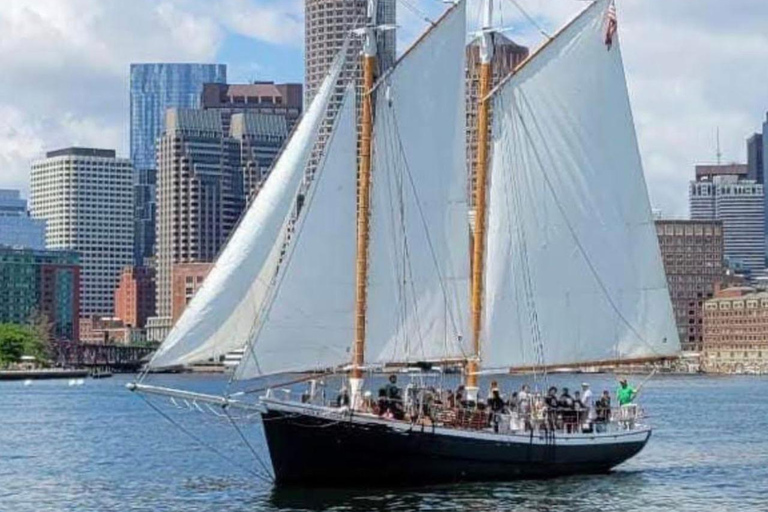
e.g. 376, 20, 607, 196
261, 405, 650, 486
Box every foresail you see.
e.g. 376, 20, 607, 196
147, 48, 347, 369
366, 0, 470, 365
235, 87, 358, 380
483, 0, 680, 371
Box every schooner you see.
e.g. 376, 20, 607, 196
131, 0, 680, 485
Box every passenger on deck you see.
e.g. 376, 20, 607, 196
508, 391, 519, 413
617, 378, 637, 406
559, 387, 576, 433
488, 388, 505, 433
545, 386, 559, 431
335, 386, 350, 408
581, 382, 595, 424
455, 385, 466, 408
487, 380, 501, 400
595, 390, 612, 432
573, 390, 585, 429
518, 385, 532, 431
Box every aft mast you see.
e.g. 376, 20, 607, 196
351, 0, 379, 407
467, 0, 494, 399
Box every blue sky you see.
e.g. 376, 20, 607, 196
1, 0, 767, 218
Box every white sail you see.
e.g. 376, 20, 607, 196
366, 1, 471, 365
235, 88, 358, 379
483, 0, 680, 370
148, 49, 346, 369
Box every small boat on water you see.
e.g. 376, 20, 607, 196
131, 0, 679, 486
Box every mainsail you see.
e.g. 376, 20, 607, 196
148, 47, 347, 369
482, 0, 680, 371
366, 0, 470, 364
237, 2, 471, 378
236, 87, 358, 379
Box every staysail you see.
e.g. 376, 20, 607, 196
482, 0, 680, 371
147, 47, 347, 369
366, 0, 470, 364
235, 87, 358, 379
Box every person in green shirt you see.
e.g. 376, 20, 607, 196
616, 379, 636, 406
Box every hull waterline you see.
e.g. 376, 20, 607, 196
261, 400, 651, 486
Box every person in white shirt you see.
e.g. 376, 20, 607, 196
581, 382, 595, 425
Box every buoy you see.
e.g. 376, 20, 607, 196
23, 379, 32, 387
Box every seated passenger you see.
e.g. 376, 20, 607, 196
335, 386, 350, 408
595, 390, 612, 432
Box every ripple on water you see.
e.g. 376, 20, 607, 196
1, 374, 767, 512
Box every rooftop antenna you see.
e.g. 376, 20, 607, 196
716, 127, 722, 165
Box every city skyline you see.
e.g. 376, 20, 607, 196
1, 0, 767, 218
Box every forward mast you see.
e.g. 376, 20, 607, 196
351, 0, 379, 406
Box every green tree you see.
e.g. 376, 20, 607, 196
26, 308, 53, 361
0, 324, 33, 367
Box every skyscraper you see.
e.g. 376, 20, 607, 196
690, 165, 764, 272
304, 0, 396, 182
129, 63, 227, 265
30, 148, 133, 317
747, 133, 763, 184
0, 189, 46, 249
304, 0, 396, 105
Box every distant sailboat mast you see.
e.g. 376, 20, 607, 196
467, 0, 495, 397
351, 0, 379, 406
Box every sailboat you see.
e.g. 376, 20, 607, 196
130, 0, 680, 486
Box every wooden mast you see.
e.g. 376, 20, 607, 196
468, 0, 494, 394
352, 1, 378, 391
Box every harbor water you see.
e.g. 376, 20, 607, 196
1, 374, 767, 511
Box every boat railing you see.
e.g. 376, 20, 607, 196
268, 386, 646, 436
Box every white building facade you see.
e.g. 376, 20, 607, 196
30, 148, 133, 317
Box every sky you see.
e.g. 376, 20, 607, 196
0, 0, 767, 218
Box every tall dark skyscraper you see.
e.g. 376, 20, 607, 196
129, 63, 227, 266
747, 132, 763, 184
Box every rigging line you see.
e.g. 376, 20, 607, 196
381, 100, 413, 360
501, 0, 552, 39
397, 0, 436, 26
513, 87, 660, 355
501, 92, 547, 381
223, 408, 275, 483
233, 86, 356, 383
388, 105, 464, 346
385, 105, 429, 361
138, 394, 273, 483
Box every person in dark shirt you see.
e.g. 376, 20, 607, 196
545, 386, 559, 431
559, 387, 576, 433
488, 389, 506, 432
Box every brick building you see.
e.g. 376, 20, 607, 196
171, 262, 213, 323
656, 220, 724, 352
114, 266, 155, 329
702, 287, 768, 373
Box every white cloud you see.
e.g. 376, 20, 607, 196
1, 0, 767, 220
